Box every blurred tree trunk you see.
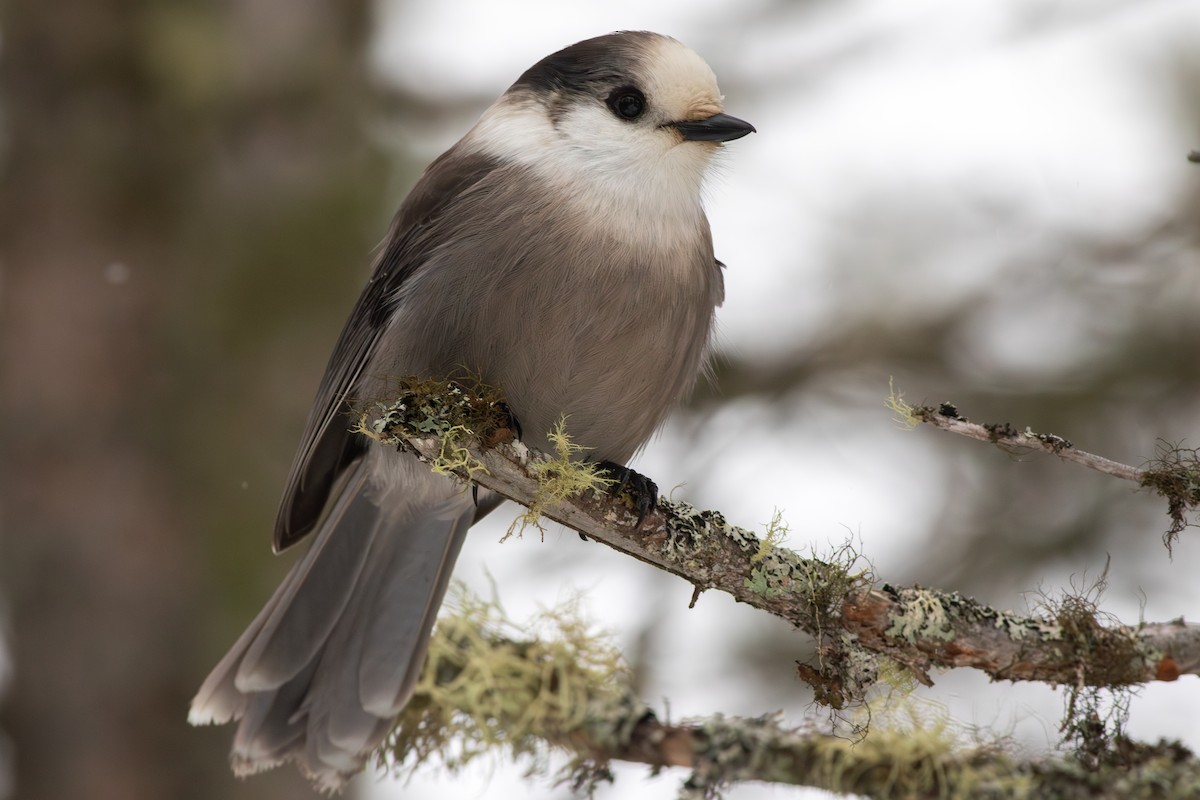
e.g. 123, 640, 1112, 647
0, 0, 387, 798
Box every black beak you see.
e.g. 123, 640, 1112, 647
675, 113, 756, 143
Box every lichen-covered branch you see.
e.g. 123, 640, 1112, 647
385, 598, 1200, 800
361, 380, 1200, 707
843, 586, 1200, 687
893, 398, 1200, 547
908, 402, 1143, 481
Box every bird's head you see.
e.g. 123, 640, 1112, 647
468, 31, 754, 200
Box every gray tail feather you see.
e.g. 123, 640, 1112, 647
189, 457, 474, 791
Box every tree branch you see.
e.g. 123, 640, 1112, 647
909, 402, 1143, 481
387, 598, 1200, 800
898, 399, 1200, 547
361, 381, 1200, 708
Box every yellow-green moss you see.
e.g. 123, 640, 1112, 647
358, 377, 514, 480
885, 377, 920, 430
506, 416, 613, 539
381, 589, 641, 779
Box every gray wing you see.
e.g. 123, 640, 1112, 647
273, 149, 503, 551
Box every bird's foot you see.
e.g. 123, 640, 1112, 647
595, 461, 658, 527
492, 399, 523, 441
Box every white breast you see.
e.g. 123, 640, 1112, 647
464, 98, 713, 264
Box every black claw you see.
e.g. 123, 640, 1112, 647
495, 400, 523, 440
595, 460, 658, 527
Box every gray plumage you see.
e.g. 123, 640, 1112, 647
190, 30, 752, 790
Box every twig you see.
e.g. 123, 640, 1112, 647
910, 403, 1143, 482
364, 384, 1200, 705
903, 401, 1200, 547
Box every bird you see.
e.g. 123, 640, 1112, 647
189, 30, 754, 790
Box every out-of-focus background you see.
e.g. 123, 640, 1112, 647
2, 0, 1199, 798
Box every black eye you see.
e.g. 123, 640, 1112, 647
606, 86, 646, 120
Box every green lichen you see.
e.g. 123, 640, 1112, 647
885, 377, 920, 430
506, 416, 613, 539
381, 588, 640, 783
682, 711, 1020, 800
993, 608, 1060, 641
653, 501, 878, 707
682, 709, 1200, 799
357, 376, 515, 481
886, 589, 958, 644
767, 539, 870, 625
881, 587, 1070, 650
751, 509, 789, 564
374, 591, 1200, 800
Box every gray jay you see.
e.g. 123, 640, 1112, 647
189, 30, 753, 789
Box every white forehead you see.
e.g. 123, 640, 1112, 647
639, 36, 724, 119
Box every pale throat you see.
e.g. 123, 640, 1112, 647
468, 100, 713, 251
